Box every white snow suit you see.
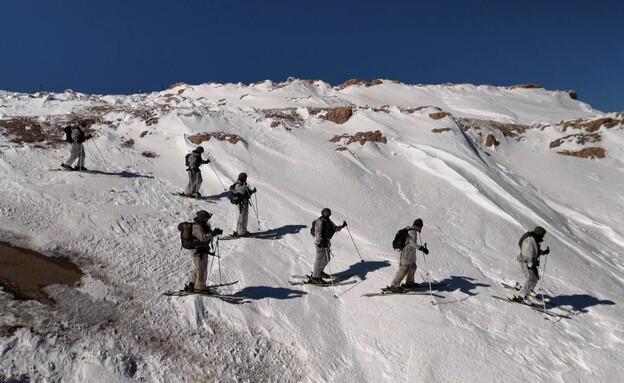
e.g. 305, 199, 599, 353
391, 228, 419, 287
184, 151, 204, 195
232, 181, 254, 235
187, 220, 214, 290
64, 127, 87, 168
312, 217, 343, 279
517, 235, 540, 298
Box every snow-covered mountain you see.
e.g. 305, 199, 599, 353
1, 79, 623, 382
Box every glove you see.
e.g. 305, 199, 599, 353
541, 247, 550, 255
211, 228, 223, 236
204, 158, 211, 164
342, 221, 347, 227
419, 244, 429, 255
85, 134, 93, 139
252, 187, 257, 194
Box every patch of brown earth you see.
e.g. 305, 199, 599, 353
558, 147, 606, 159
189, 132, 246, 145
0, 241, 83, 305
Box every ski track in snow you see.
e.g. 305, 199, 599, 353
1, 83, 623, 382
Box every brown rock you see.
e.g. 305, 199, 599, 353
558, 147, 606, 159
429, 112, 448, 120
484, 134, 499, 147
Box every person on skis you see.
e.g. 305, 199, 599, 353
184, 146, 210, 197
184, 210, 223, 293
512, 226, 550, 302
388, 219, 430, 293
229, 172, 257, 237
310, 208, 347, 284
61, 124, 92, 170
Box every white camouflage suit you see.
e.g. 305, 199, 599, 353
391, 228, 419, 287
64, 127, 87, 168
517, 235, 540, 298
184, 151, 204, 196
312, 217, 343, 279
232, 181, 253, 235
187, 220, 214, 290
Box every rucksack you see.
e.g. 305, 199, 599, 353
310, 220, 316, 236
178, 222, 201, 249
228, 183, 243, 204
64, 126, 73, 143
185, 153, 192, 167
392, 228, 409, 250
518, 231, 532, 248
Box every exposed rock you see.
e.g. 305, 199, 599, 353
189, 132, 245, 145
509, 84, 543, 90
549, 133, 601, 148
429, 112, 448, 120
431, 128, 453, 133
311, 107, 353, 124
567, 90, 578, 100
335, 78, 384, 90
330, 130, 387, 145
484, 133, 499, 147
167, 82, 187, 89
558, 147, 606, 159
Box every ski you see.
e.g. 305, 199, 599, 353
163, 290, 245, 300
288, 279, 358, 287
500, 282, 574, 314
492, 295, 571, 319
363, 290, 442, 297
220, 231, 278, 240
291, 274, 354, 280
206, 280, 238, 288
50, 168, 99, 174
171, 192, 217, 202
401, 282, 451, 291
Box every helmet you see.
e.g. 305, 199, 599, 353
238, 172, 247, 181
196, 210, 212, 220
195, 146, 204, 153
321, 208, 331, 215
533, 226, 546, 236
413, 218, 423, 227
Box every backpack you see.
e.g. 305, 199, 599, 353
311, 217, 335, 239
310, 220, 316, 237
185, 153, 191, 167
392, 228, 409, 250
64, 126, 73, 143
177, 222, 201, 249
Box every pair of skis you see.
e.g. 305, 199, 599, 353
494, 282, 574, 319
163, 280, 245, 301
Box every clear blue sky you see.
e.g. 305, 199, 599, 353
1, 0, 623, 112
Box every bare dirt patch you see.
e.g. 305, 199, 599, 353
0, 241, 83, 305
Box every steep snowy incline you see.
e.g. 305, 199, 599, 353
1, 85, 623, 382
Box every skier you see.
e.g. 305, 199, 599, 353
513, 226, 550, 302
61, 124, 92, 170
310, 208, 347, 284
184, 146, 211, 197
388, 219, 429, 293
184, 210, 223, 293
229, 172, 257, 237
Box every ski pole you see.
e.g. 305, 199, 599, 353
538, 252, 550, 312
326, 248, 338, 298
90, 138, 109, 169
254, 192, 260, 229
345, 226, 364, 263
217, 237, 222, 284
419, 235, 435, 304
208, 162, 226, 190
79, 144, 84, 171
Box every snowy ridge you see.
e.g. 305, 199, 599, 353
1, 81, 623, 382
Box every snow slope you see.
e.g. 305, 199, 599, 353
1, 80, 623, 382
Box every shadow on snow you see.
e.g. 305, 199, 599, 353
233, 286, 307, 300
